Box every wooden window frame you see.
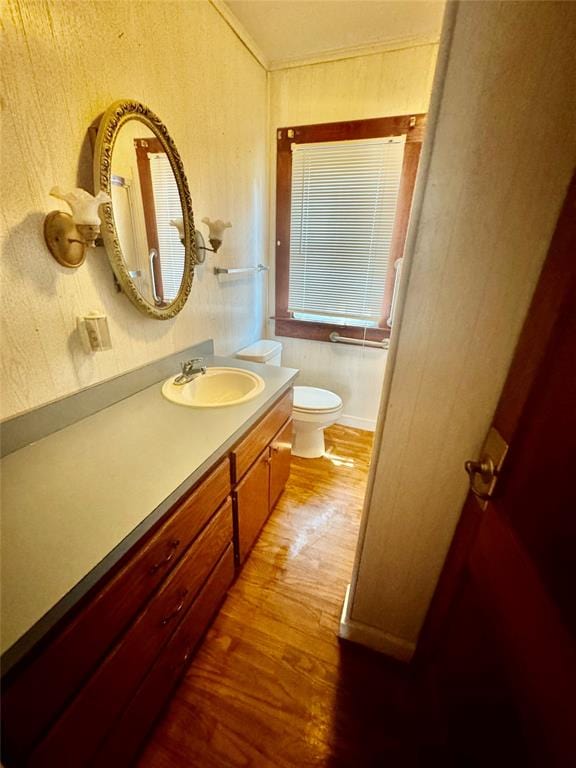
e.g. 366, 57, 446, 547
274, 114, 426, 343
134, 136, 166, 303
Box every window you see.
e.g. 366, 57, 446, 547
148, 153, 185, 301
134, 138, 184, 305
275, 115, 425, 342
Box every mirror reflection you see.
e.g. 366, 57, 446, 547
111, 121, 185, 307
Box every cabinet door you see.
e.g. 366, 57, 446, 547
231, 389, 293, 483
92, 545, 235, 768
269, 419, 292, 510
234, 450, 270, 565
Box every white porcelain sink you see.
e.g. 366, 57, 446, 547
161, 366, 265, 408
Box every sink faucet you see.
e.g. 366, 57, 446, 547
173, 358, 207, 386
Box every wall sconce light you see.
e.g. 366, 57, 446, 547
44, 187, 111, 269
201, 218, 231, 253
169, 216, 232, 265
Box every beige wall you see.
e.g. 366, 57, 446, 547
0, 0, 267, 419
346, 0, 576, 658
266, 44, 438, 427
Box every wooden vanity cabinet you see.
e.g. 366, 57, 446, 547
1, 456, 231, 764
1, 460, 233, 768
270, 418, 293, 509
28, 501, 234, 768
234, 450, 272, 565
231, 389, 293, 483
92, 545, 235, 767
232, 391, 294, 565
1, 386, 294, 768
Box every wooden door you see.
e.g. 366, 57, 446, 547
419, 177, 576, 766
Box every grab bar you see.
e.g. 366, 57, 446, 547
214, 264, 269, 275
329, 332, 389, 350
149, 249, 163, 305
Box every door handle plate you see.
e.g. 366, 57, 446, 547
465, 427, 508, 509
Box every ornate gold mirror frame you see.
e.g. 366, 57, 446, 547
94, 100, 196, 320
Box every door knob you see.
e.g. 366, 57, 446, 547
465, 457, 495, 483
464, 428, 509, 508
465, 457, 496, 501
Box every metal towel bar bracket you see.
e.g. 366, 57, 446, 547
329, 332, 389, 350
214, 264, 269, 275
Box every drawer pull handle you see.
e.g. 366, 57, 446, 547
161, 589, 189, 625
149, 539, 181, 574
181, 647, 194, 666
169, 646, 194, 674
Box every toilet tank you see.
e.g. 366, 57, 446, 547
236, 339, 282, 366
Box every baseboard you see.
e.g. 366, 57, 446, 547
338, 584, 416, 662
337, 414, 376, 432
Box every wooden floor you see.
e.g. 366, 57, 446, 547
138, 425, 445, 768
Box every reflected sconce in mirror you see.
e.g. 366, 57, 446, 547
170, 216, 231, 265
44, 187, 111, 268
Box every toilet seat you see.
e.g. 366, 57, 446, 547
293, 386, 342, 414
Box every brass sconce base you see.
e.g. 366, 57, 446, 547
192, 230, 222, 265
44, 211, 87, 268
194, 230, 207, 264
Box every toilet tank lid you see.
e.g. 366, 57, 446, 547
236, 339, 282, 362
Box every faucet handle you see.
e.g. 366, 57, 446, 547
181, 357, 204, 375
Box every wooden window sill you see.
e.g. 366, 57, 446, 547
274, 317, 389, 344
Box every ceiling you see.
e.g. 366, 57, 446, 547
220, 0, 445, 70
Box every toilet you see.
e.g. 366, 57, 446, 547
290, 385, 343, 458
236, 340, 343, 459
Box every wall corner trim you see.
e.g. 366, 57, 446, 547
209, 0, 269, 70
338, 585, 416, 662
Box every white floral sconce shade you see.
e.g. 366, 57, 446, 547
44, 187, 111, 268
202, 216, 232, 253
201, 217, 231, 252
170, 216, 231, 265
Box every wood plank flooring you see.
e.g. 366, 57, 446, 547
138, 425, 445, 768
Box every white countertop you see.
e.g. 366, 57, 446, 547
0, 356, 297, 664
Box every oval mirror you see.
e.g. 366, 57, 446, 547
94, 100, 196, 319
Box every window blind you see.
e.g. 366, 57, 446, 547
149, 153, 185, 301
288, 136, 405, 326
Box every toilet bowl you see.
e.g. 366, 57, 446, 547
236, 340, 343, 459
292, 386, 343, 458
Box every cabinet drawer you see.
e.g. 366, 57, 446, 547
92, 544, 235, 767
231, 389, 293, 482
29, 499, 233, 768
1, 457, 230, 762
270, 419, 293, 510
234, 450, 271, 565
